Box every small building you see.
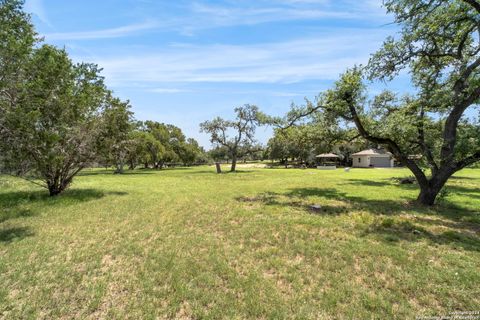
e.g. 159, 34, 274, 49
316, 153, 340, 169
351, 149, 394, 168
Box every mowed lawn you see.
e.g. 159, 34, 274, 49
1, 166, 479, 319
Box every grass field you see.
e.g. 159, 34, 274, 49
1, 165, 479, 319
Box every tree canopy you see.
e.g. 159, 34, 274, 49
278, 0, 480, 205
200, 104, 265, 172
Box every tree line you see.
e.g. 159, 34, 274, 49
0, 0, 207, 196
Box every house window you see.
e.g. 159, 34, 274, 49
358, 158, 361, 163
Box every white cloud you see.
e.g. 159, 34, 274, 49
44, 21, 158, 41
87, 30, 387, 87
190, 2, 357, 22
38, 1, 390, 41
184, 1, 388, 32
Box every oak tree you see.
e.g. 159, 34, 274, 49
200, 104, 265, 172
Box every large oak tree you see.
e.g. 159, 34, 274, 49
285, 0, 480, 205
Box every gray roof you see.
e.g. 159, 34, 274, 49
316, 153, 340, 158
351, 149, 392, 157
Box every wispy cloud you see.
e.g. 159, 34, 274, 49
189, 2, 358, 23
181, 1, 388, 33
88, 29, 388, 86
149, 88, 191, 94
44, 21, 158, 41
24, 0, 52, 27
38, 1, 390, 41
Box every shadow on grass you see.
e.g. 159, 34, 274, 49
343, 179, 393, 187
78, 169, 158, 176
237, 188, 413, 216
222, 170, 255, 174
187, 170, 255, 175
344, 177, 480, 201
236, 186, 480, 252
0, 227, 34, 243
449, 175, 478, 180
0, 189, 127, 223
79, 167, 210, 176
365, 218, 480, 252
0, 209, 36, 223
445, 185, 480, 200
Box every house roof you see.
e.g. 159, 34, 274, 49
316, 153, 339, 158
351, 149, 392, 157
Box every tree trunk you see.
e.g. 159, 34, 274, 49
417, 185, 439, 206
215, 162, 222, 174
415, 171, 450, 206
47, 179, 69, 196
230, 156, 237, 172
48, 185, 63, 196
114, 160, 124, 174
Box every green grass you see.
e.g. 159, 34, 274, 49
1, 166, 479, 319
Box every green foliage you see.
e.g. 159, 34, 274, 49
1, 42, 107, 195
268, 99, 362, 166
141, 121, 205, 168
0, 0, 38, 100
200, 104, 266, 171
97, 95, 134, 173
365, 0, 480, 167
276, 0, 480, 205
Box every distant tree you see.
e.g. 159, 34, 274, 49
144, 121, 190, 168
97, 95, 134, 173
193, 148, 211, 165
238, 143, 265, 162
200, 104, 265, 172
268, 111, 349, 166
142, 121, 167, 168
267, 133, 290, 165
179, 138, 203, 166
166, 124, 186, 162
125, 129, 149, 170
207, 146, 230, 163
126, 122, 205, 169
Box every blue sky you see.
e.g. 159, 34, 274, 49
24, 0, 403, 147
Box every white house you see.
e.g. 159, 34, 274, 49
351, 149, 394, 168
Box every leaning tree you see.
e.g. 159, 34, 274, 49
200, 104, 265, 172
284, 0, 480, 205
